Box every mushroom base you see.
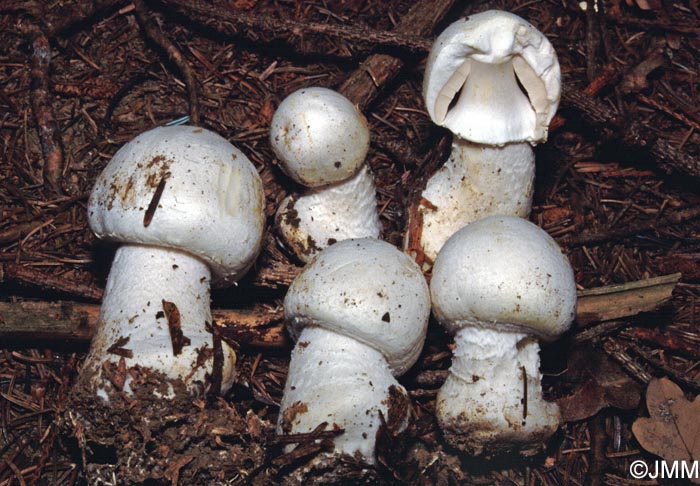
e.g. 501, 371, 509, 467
63, 362, 270, 485
275, 166, 381, 263
277, 326, 411, 465
80, 244, 236, 398
436, 327, 560, 457
410, 140, 535, 263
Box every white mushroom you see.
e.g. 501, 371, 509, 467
430, 216, 576, 457
278, 238, 430, 464
83, 125, 265, 398
409, 10, 561, 262
270, 87, 381, 262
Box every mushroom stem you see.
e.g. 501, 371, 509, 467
277, 326, 409, 464
81, 244, 236, 397
276, 166, 381, 262
414, 138, 535, 261
437, 326, 560, 457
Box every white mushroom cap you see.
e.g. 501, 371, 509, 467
423, 10, 561, 145
431, 215, 576, 340
270, 87, 370, 187
284, 238, 430, 375
88, 126, 265, 287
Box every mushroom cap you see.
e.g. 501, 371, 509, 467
430, 216, 576, 340
284, 238, 430, 375
269, 87, 370, 187
88, 125, 265, 287
423, 10, 561, 145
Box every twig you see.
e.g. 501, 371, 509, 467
0, 300, 287, 348
586, 412, 607, 486
272, 423, 344, 445
25, 27, 64, 193
626, 342, 700, 392
133, 0, 200, 125
0, 263, 103, 301
338, 0, 456, 110
0, 274, 675, 348
0, 221, 45, 246
637, 93, 700, 133
602, 338, 653, 384
571, 320, 629, 344
584, 0, 602, 82
166, 0, 432, 53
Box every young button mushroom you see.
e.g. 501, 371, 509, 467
430, 216, 576, 457
409, 10, 561, 262
83, 125, 265, 398
279, 238, 430, 465
270, 87, 381, 262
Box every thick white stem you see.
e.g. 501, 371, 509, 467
413, 139, 534, 261
277, 326, 409, 464
276, 166, 381, 262
81, 244, 236, 398
436, 327, 560, 457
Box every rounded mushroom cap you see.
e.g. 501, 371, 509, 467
431, 216, 576, 340
269, 87, 370, 187
88, 125, 265, 287
284, 238, 430, 375
423, 10, 561, 145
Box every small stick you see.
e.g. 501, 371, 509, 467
0, 300, 287, 349
521, 365, 528, 422
0, 274, 678, 348
273, 422, 343, 445
143, 173, 169, 227
602, 338, 653, 384
25, 27, 64, 193
0, 263, 104, 301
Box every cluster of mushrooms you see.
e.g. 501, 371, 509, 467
78, 9, 576, 473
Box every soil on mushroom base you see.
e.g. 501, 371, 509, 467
62, 363, 271, 486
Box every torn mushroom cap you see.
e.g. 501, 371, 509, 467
284, 238, 430, 375
270, 87, 370, 187
88, 125, 265, 287
423, 10, 561, 145
431, 215, 576, 341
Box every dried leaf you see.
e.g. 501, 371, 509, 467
633, 377, 700, 481
558, 379, 607, 422
557, 345, 642, 421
